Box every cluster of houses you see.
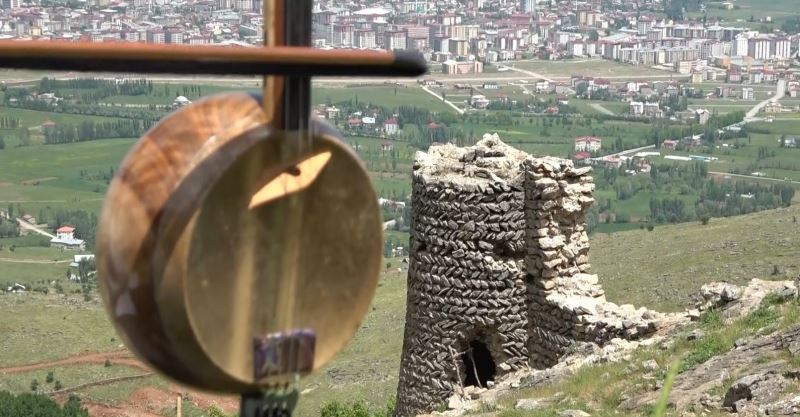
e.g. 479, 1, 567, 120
311, 104, 402, 137
571, 132, 731, 174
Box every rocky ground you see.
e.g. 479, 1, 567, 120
425, 279, 800, 417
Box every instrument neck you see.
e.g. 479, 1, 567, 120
263, 0, 312, 131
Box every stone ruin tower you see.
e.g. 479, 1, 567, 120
395, 135, 660, 416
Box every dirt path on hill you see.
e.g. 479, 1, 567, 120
589, 102, 614, 115
0, 349, 149, 374
0, 258, 71, 264
2, 349, 239, 416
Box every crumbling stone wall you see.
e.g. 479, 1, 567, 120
522, 158, 657, 368
395, 135, 660, 417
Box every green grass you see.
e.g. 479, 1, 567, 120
592, 222, 648, 234
100, 83, 240, 106
80, 374, 168, 405
0, 363, 143, 395
294, 263, 408, 417
0, 260, 409, 417
0, 243, 85, 288
570, 99, 628, 116
593, 204, 800, 312
0, 294, 119, 367
655, 120, 800, 182
313, 86, 455, 113
0, 106, 131, 130
689, 0, 800, 23
496, 296, 800, 417
0, 138, 135, 208
596, 189, 698, 222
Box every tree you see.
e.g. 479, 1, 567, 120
0, 391, 89, 417
30, 379, 39, 392
46, 371, 54, 384
17, 128, 31, 146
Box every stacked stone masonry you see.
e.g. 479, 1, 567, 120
395, 135, 662, 417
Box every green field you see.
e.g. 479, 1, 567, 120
313, 85, 455, 113
0, 364, 144, 396
0, 244, 80, 289
655, 119, 800, 182
0, 262, 409, 417
511, 59, 677, 78
0, 138, 134, 212
593, 204, 800, 312
570, 99, 628, 116
100, 83, 240, 106
690, 0, 800, 27
0, 294, 118, 368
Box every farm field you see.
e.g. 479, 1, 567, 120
0, 243, 78, 289
99, 83, 239, 106
510, 59, 677, 78
689, 0, 800, 27
312, 85, 455, 113
655, 119, 800, 182
0, 138, 134, 211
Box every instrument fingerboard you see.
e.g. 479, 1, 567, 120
254, 330, 317, 380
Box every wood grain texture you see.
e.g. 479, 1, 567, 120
0, 41, 427, 77
98, 93, 383, 392
97, 92, 268, 389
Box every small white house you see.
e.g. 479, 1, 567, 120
70, 254, 95, 268
173, 96, 192, 108
326, 106, 341, 119
6, 283, 26, 293
384, 118, 400, 135
50, 226, 86, 251
574, 136, 602, 152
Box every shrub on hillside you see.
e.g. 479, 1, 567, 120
320, 397, 395, 417
0, 392, 88, 417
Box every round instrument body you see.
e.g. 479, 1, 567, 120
97, 92, 383, 392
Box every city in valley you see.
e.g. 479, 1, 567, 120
0, 0, 800, 416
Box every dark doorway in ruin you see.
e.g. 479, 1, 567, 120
461, 340, 496, 387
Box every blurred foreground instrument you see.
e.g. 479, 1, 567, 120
0, 0, 426, 415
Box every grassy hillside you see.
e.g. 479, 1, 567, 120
593, 204, 800, 312
0, 202, 799, 416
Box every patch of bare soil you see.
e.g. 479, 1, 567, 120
0, 349, 149, 374
21, 176, 57, 185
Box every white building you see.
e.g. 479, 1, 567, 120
733, 33, 749, 57
384, 118, 399, 135
630, 101, 644, 115
50, 226, 86, 251
574, 136, 602, 152
521, 0, 535, 13
748, 37, 771, 60
772, 37, 791, 59
173, 96, 191, 107
70, 254, 96, 268
354, 29, 376, 49
742, 87, 754, 101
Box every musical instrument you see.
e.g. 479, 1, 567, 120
0, 0, 426, 413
